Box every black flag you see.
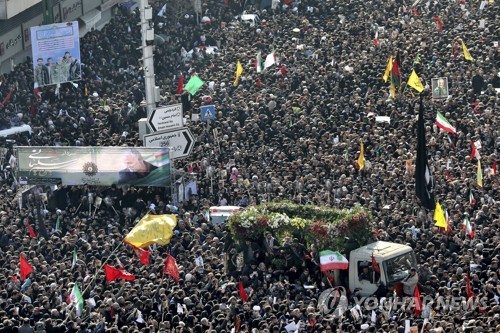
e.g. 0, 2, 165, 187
415, 98, 436, 210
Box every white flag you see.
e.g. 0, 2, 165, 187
195, 256, 204, 268
371, 310, 377, 323
158, 4, 167, 16
264, 53, 276, 69
136, 309, 144, 323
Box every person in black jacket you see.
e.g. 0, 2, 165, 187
118, 149, 158, 185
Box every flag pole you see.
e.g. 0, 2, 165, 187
80, 241, 124, 299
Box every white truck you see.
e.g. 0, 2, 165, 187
347, 241, 417, 297
209, 206, 241, 225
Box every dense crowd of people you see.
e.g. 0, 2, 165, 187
0, 0, 499, 331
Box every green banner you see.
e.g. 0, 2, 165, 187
17, 147, 170, 187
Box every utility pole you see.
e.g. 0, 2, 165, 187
139, 0, 158, 116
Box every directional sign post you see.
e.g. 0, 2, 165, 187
147, 104, 184, 132
142, 128, 195, 160
200, 105, 216, 122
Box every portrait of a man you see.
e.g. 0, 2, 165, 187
431, 77, 449, 99
118, 149, 158, 184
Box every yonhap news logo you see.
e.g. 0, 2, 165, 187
318, 287, 348, 318
318, 287, 489, 318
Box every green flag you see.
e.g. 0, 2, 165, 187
184, 76, 204, 95
55, 216, 60, 231
70, 281, 84, 316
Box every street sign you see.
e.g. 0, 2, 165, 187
142, 128, 195, 159
147, 104, 183, 132
200, 105, 215, 122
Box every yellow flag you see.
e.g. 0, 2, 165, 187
461, 39, 473, 61
234, 61, 243, 86
124, 214, 177, 248
434, 202, 447, 229
357, 142, 365, 170
477, 159, 483, 187
390, 82, 396, 99
383, 55, 393, 82
407, 70, 424, 92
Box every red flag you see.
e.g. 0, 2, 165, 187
20, 255, 34, 281
30, 100, 36, 117
177, 73, 184, 95
257, 76, 261, 88
432, 17, 443, 32
374, 31, 379, 47
239, 279, 248, 302
371, 255, 380, 273
412, 8, 419, 15
134, 247, 150, 265
33, 87, 41, 101
445, 210, 453, 236
163, 255, 179, 283
414, 285, 422, 317
104, 264, 136, 282
492, 161, 497, 175
465, 273, 473, 298
26, 220, 37, 239
235, 315, 241, 333
470, 142, 480, 160
0, 88, 13, 109
445, 170, 452, 182
373, 229, 380, 238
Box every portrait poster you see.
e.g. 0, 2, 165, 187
431, 77, 449, 100
30, 21, 82, 88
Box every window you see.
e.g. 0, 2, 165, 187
383, 251, 416, 284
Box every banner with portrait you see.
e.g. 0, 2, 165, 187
431, 77, 449, 100
16, 147, 170, 187
30, 21, 82, 88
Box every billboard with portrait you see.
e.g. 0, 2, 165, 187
16, 147, 170, 187
431, 77, 449, 100
30, 21, 82, 88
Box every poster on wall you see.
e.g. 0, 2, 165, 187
16, 146, 171, 187
30, 21, 81, 88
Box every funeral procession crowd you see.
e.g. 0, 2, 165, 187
0, 0, 498, 332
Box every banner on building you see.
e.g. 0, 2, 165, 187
31, 21, 82, 88
16, 147, 170, 187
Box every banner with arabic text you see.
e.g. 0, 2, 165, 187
16, 147, 170, 187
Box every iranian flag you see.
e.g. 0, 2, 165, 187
463, 215, 474, 239
70, 281, 84, 316
436, 111, 456, 134
255, 52, 263, 73
319, 250, 349, 271
469, 189, 476, 206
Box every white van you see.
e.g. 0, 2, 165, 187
209, 206, 241, 225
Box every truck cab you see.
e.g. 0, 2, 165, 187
348, 241, 416, 297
